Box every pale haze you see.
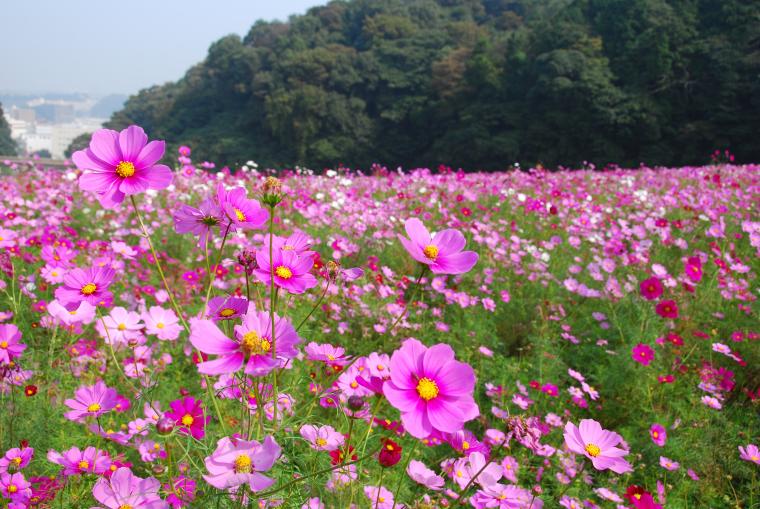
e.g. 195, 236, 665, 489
0, 0, 326, 96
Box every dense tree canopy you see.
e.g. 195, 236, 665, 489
105, 0, 760, 170
0, 103, 17, 156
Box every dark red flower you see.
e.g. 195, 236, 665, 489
378, 438, 402, 467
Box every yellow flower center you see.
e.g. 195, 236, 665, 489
87, 403, 101, 413
7, 484, 17, 493
181, 414, 194, 426
462, 441, 470, 450
219, 308, 236, 317
119, 505, 133, 509
81, 283, 97, 295
115, 161, 136, 178
234, 208, 246, 222
423, 244, 439, 260
652, 431, 658, 438
386, 443, 394, 451
275, 266, 293, 279
78, 460, 89, 470
378, 497, 385, 503
12, 457, 21, 465
156, 322, 165, 329
316, 438, 327, 447
585, 443, 601, 457
0, 341, 7, 348
234, 454, 252, 473
240, 331, 271, 356
52, 271, 59, 277
117, 323, 126, 331
416, 377, 439, 401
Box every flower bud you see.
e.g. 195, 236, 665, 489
156, 417, 175, 436
347, 395, 364, 411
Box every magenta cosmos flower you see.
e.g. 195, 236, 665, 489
254, 249, 317, 294
92, 467, 168, 509
639, 277, 663, 300
649, 423, 667, 447
655, 300, 678, 319
173, 197, 223, 247
189, 309, 301, 376
63, 380, 119, 422
0, 324, 26, 365
632, 343, 655, 366
165, 397, 210, 440
203, 435, 280, 491
563, 419, 632, 474
54, 265, 115, 310
73, 125, 173, 209
217, 183, 268, 231
398, 218, 478, 274
47, 446, 111, 476
383, 338, 479, 439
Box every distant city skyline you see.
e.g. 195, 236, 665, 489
0, 0, 326, 96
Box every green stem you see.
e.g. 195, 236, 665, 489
295, 279, 330, 332
391, 440, 419, 509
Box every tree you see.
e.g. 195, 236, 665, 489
0, 103, 17, 156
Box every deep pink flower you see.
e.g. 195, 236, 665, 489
0, 472, 31, 502
54, 265, 115, 310
639, 277, 663, 300
254, 248, 317, 294
398, 218, 478, 274
203, 435, 280, 491
217, 183, 268, 231
563, 419, 632, 474
165, 476, 196, 508
165, 397, 210, 440
383, 338, 479, 438
684, 256, 703, 283
655, 300, 679, 319
91, 467, 167, 508
73, 125, 173, 209
207, 296, 248, 321
0, 447, 33, 474
632, 343, 655, 366
649, 423, 667, 446
63, 380, 119, 422
0, 324, 25, 365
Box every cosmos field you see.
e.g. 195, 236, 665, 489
0, 127, 757, 508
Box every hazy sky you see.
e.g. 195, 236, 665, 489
0, 0, 326, 96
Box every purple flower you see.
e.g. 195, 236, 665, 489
383, 338, 479, 439
91, 467, 168, 508
207, 296, 248, 321
398, 218, 478, 274
739, 444, 760, 465
563, 419, 632, 474
0, 447, 33, 474
173, 198, 223, 247
203, 435, 280, 491
63, 380, 119, 422
73, 126, 173, 209
54, 265, 115, 310
649, 423, 667, 447
659, 456, 680, 471
407, 459, 444, 490
254, 248, 317, 294
165, 397, 210, 440
0, 472, 31, 502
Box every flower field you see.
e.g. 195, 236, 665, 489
0, 127, 757, 508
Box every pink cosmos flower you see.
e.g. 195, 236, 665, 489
684, 256, 702, 283
173, 198, 223, 247
0, 229, 18, 249
254, 248, 317, 294
207, 296, 248, 321
142, 306, 181, 341
659, 456, 679, 471
217, 184, 269, 231
203, 435, 280, 491
165, 397, 209, 440
165, 476, 196, 508
47, 446, 111, 476
632, 343, 655, 366
738, 444, 759, 465
0, 324, 25, 365
501, 456, 519, 483
190, 309, 300, 376
91, 467, 168, 508
54, 265, 115, 310
471, 484, 542, 509
701, 395, 722, 409
304, 342, 349, 365
0, 472, 31, 502
649, 423, 667, 447
563, 419, 632, 474
63, 380, 119, 422
48, 299, 96, 325
300, 424, 344, 451
363, 485, 397, 509
407, 460, 444, 490
383, 338, 479, 439
639, 277, 663, 300
655, 300, 678, 319
451, 452, 502, 489
97, 307, 144, 346
398, 218, 478, 274
0, 447, 33, 474
73, 125, 172, 209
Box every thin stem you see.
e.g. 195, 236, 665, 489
267, 209, 279, 429
386, 265, 427, 336
374, 468, 386, 509
202, 222, 232, 317
295, 279, 330, 332
391, 440, 420, 509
